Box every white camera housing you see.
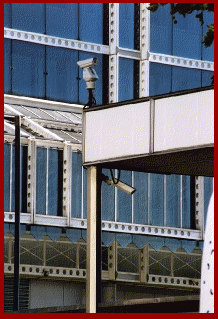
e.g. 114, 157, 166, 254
77, 58, 98, 89
102, 174, 136, 195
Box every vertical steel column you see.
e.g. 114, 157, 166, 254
13, 115, 21, 311
86, 166, 102, 313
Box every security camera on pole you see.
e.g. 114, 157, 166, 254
77, 58, 98, 108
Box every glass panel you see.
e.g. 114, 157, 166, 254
11, 3, 45, 33
4, 39, 11, 94
202, 11, 214, 62
133, 172, 148, 225
182, 176, 191, 229
102, 169, 115, 221
46, 3, 78, 39
48, 149, 58, 216
46, 46, 78, 103
12, 41, 45, 98
4, 3, 11, 27
204, 177, 213, 229
173, 11, 202, 59
4, 144, 11, 212
119, 3, 134, 49
36, 148, 47, 215
119, 58, 134, 102
71, 152, 82, 218
117, 171, 132, 223
150, 4, 172, 55
11, 145, 15, 212
83, 168, 87, 219
172, 66, 201, 92
21, 146, 28, 213
149, 62, 172, 96
166, 175, 180, 227
149, 174, 164, 226
202, 71, 214, 87
78, 52, 103, 106
79, 3, 103, 44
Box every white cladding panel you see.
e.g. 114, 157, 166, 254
154, 90, 214, 152
84, 102, 150, 162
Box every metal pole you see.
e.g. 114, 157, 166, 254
96, 167, 102, 312
86, 166, 102, 313
13, 115, 21, 311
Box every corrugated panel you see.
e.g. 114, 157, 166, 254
4, 277, 29, 312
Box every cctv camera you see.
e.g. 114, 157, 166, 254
102, 174, 136, 195
77, 58, 98, 89
77, 57, 98, 69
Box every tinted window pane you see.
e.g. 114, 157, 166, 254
149, 62, 172, 96
12, 41, 45, 98
4, 3, 11, 27
119, 3, 134, 49
173, 12, 202, 59
83, 168, 87, 219
4, 39, 11, 94
172, 66, 201, 92
150, 174, 164, 226
117, 171, 132, 223
133, 172, 148, 225
79, 3, 103, 44
21, 146, 28, 213
166, 175, 180, 227
71, 152, 82, 218
46, 3, 78, 39
202, 71, 214, 87
150, 4, 172, 55
4, 144, 11, 212
119, 58, 134, 102
36, 148, 47, 215
102, 169, 115, 221
202, 11, 214, 62
182, 176, 190, 229
46, 46, 78, 103
12, 3, 45, 33
78, 52, 103, 105
48, 149, 58, 216
204, 177, 213, 229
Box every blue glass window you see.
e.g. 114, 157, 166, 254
36, 148, 47, 215
12, 41, 45, 98
119, 3, 134, 49
79, 3, 103, 44
172, 66, 201, 92
202, 71, 214, 87
173, 12, 202, 59
71, 152, 82, 218
4, 3, 11, 27
149, 174, 164, 226
4, 39, 11, 94
78, 52, 103, 105
46, 46, 78, 103
102, 169, 115, 221
4, 144, 27, 213
149, 62, 172, 96
46, 3, 78, 40
83, 168, 87, 219
117, 171, 132, 223
166, 175, 180, 227
133, 172, 148, 225
150, 4, 172, 55
11, 3, 45, 33
202, 11, 214, 62
4, 144, 11, 212
182, 176, 191, 229
204, 177, 213, 229
36, 148, 63, 216
119, 58, 134, 102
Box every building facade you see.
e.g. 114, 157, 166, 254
4, 3, 214, 312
